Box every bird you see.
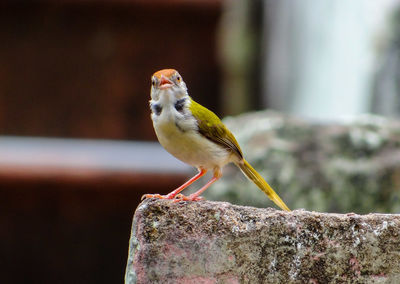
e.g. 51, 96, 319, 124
142, 68, 290, 211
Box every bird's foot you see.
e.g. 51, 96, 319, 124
141, 193, 178, 201
172, 193, 205, 203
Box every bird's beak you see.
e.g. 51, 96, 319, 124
159, 75, 173, 89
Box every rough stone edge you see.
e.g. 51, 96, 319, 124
125, 199, 400, 283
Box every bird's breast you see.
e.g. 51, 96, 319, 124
153, 111, 232, 169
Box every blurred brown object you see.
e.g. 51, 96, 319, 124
0, 136, 192, 283
0, 1, 223, 283
0, 0, 222, 140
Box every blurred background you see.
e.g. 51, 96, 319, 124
1, 0, 400, 283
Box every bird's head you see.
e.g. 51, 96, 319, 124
150, 69, 188, 101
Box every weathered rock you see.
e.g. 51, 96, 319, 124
201, 110, 400, 213
125, 199, 400, 284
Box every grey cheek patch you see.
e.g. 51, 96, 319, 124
151, 103, 162, 116
174, 98, 186, 113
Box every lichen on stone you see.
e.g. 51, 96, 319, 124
126, 199, 400, 283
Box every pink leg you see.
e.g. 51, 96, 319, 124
174, 168, 222, 202
142, 168, 207, 200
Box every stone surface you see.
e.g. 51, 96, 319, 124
200, 110, 400, 213
125, 199, 400, 284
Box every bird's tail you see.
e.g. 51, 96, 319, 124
237, 159, 290, 211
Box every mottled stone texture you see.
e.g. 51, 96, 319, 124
203, 111, 400, 213
125, 199, 400, 284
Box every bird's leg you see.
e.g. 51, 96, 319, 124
174, 168, 222, 202
142, 168, 207, 200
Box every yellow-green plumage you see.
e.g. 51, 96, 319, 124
189, 98, 243, 159
189, 98, 290, 212
238, 160, 290, 211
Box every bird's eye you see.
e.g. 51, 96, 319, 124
176, 76, 181, 83
151, 78, 156, 87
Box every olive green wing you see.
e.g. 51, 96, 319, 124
189, 98, 243, 159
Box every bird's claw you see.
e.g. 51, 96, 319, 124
141, 193, 173, 200
172, 194, 205, 203
142, 193, 205, 202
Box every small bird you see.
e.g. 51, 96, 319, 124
143, 69, 290, 211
